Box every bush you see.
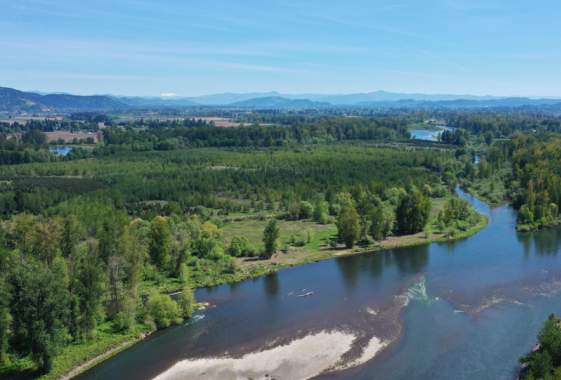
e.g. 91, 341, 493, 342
146, 293, 182, 329
194, 238, 224, 259
313, 200, 329, 224
112, 296, 137, 332
299, 201, 314, 219
227, 236, 256, 257
288, 233, 306, 247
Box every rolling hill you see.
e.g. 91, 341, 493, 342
2, 86, 561, 112
0, 87, 127, 113
229, 96, 331, 108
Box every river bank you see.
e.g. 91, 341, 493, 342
58, 333, 150, 380
0, 323, 151, 380
149, 196, 488, 292
517, 218, 561, 232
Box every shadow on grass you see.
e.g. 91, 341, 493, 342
0, 367, 43, 380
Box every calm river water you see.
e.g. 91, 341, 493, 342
78, 189, 561, 380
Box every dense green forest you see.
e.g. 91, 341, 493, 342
510, 134, 561, 230
443, 110, 561, 137
460, 129, 561, 231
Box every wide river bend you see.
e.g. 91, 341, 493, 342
78, 189, 561, 380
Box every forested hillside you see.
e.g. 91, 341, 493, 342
0, 87, 126, 113
510, 134, 561, 230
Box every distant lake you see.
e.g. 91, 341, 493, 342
410, 125, 454, 142
49, 146, 73, 156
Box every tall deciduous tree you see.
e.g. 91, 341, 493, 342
149, 216, 171, 270
9, 257, 69, 371
313, 198, 329, 224
262, 219, 280, 258
337, 203, 361, 248
61, 215, 83, 258
0, 276, 10, 364
396, 189, 431, 234
69, 242, 104, 341
369, 206, 390, 241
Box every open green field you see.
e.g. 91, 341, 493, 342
217, 196, 486, 275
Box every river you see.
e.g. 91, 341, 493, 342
78, 189, 561, 380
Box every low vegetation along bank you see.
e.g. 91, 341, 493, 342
520, 314, 561, 379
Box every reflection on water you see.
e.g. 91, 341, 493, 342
392, 245, 429, 274
336, 244, 429, 289
264, 273, 280, 297
78, 190, 561, 380
517, 228, 561, 256
336, 255, 362, 288
335, 253, 390, 288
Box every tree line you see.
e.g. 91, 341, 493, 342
99, 117, 409, 151
0, 201, 197, 372
509, 133, 561, 229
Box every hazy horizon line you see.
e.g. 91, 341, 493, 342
5, 85, 561, 100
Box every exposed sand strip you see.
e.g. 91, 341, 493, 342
339, 336, 389, 369
153, 331, 358, 380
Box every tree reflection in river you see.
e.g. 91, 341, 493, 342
264, 273, 280, 297
335, 244, 429, 288
392, 245, 429, 274
228, 280, 241, 294
335, 253, 387, 289
517, 228, 561, 257
336, 255, 361, 289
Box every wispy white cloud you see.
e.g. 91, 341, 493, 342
0, 36, 309, 76
0, 35, 361, 68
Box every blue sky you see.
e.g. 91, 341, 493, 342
1, 0, 561, 96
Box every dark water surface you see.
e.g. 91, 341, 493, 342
78, 189, 561, 380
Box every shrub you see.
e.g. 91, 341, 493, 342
146, 293, 182, 329
227, 236, 255, 257
299, 201, 314, 219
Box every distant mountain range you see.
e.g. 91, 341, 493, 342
2, 86, 561, 113
229, 96, 330, 108
0, 87, 126, 113
222, 90, 501, 105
